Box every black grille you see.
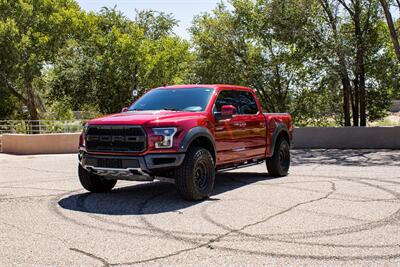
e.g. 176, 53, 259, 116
86, 125, 146, 153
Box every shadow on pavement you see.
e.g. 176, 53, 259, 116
58, 172, 280, 215
59, 149, 400, 215
292, 149, 400, 167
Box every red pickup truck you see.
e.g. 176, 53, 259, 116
78, 85, 293, 200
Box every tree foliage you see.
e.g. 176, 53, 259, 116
48, 8, 193, 114
0, 0, 82, 124
190, 0, 398, 126
1, 0, 399, 127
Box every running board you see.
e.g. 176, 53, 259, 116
217, 159, 265, 172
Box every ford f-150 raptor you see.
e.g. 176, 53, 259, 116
78, 84, 293, 200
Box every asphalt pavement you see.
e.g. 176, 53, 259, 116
1, 149, 400, 266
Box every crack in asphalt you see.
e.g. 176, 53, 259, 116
70, 248, 111, 267
3, 151, 400, 265
2, 165, 72, 174
0, 185, 71, 192
328, 197, 399, 203
0, 220, 69, 245
0, 194, 65, 202
54, 176, 400, 264
110, 182, 338, 265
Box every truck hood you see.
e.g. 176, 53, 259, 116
88, 110, 208, 127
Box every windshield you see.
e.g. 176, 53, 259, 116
129, 88, 214, 112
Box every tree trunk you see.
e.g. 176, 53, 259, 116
319, 0, 352, 126
341, 77, 352, 126
380, 0, 400, 61
359, 65, 366, 126
351, 77, 359, 126
338, 53, 352, 127
353, 6, 367, 127
25, 80, 40, 134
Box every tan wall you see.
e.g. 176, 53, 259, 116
2, 133, 80, 155
292, 127, 400, 149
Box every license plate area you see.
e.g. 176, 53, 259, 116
84, 157, 140, 169
98, 158, 122, 168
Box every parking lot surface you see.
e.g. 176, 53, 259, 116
1, 150, 400, 266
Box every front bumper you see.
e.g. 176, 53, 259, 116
79, 152, 185, 181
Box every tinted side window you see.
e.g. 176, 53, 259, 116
214, 90, 259, 114
239, 91, 258, 114
214, 90, 240, 112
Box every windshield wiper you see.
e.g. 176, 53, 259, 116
162, 107, 182, 111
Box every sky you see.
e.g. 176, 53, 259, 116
75, 0, 228, 40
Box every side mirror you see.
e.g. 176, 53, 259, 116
220, 105, 237, 119
121, 107, 129, 113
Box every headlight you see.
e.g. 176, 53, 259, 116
151, 127, 177, 148
80, 123, 88, 147
83, 123, 89, 134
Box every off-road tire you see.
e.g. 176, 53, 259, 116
78, 165, 117, 193
266, 138, 290, 177
175, 147, 215, 201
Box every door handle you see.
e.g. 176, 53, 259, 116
233, 122, 246, 127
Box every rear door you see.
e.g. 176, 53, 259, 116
235, 91, 267, 159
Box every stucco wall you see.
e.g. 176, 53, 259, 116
2, 133, 80, 155
292, 127, 400, 149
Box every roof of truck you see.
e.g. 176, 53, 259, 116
156, 84, 254, 91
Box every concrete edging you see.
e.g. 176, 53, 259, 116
2, 133, 80, 155
292, 127, 400, 149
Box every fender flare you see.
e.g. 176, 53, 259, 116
178, 126, 216, 160
270, 124, 290, 157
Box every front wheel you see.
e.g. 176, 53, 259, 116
266, 138, 290, 177
175, 147, 215, 201
78, 165, 117, 193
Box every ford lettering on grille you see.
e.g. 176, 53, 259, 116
85, 126, 146, 152
87, 135, 140, 143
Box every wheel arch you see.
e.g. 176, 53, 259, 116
178, 127, 216, 164
270, 124, 290, 157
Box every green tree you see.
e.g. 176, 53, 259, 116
191, 0, 396, 126
265, 0, 396, 125
317, 0, 395, 125
48, 8, 194, 114
190, 1, 339, 125
191, 2, 304, 113
0, 90, 20, 119
379, 0, 400, 61
0, 0, 82, 130
135, 10, 178, 40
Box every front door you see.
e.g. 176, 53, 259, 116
213, 90, 243, 164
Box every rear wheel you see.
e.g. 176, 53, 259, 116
175, 147, 215, 201
266, 138, 290, 177
78, 165, 117, 193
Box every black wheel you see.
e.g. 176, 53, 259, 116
175, 147, 215, 201
266, 138, 290, 177
78, 165, 117, 193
